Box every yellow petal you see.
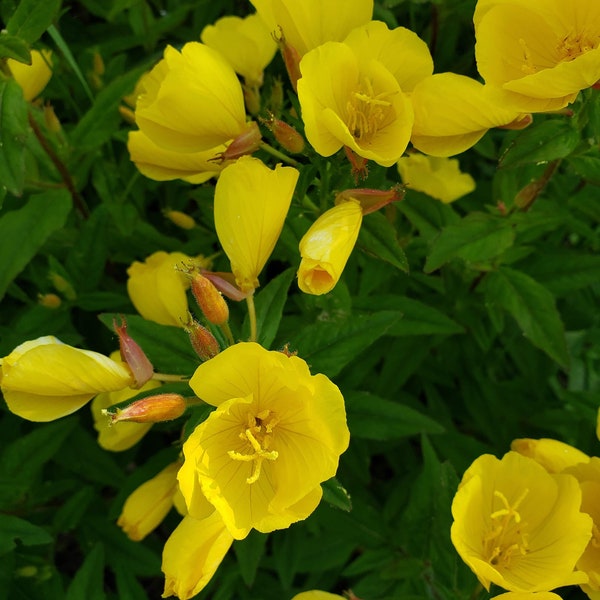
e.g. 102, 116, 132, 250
7, 50, 53, 102
297, 200, 362, 295
511, 437, 590, 473
162, 513, 233, 600
214, 156, 299, 292
292, 592, 346, 600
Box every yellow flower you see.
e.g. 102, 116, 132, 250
474, 0, 600, 112
7, 49, 53, 102
451, 451, 592, 593
297, 199, 362, 296
118, 462, 182, 541
297, 22, 432, 167
91, 352, 160, 452
0, 336, 133, 422
410, 73, 523, 156
134, 43, 247, 153
201, 14, 277, 88
291, 593, 345, 600
126, 251, 207, 327
492, 594, 564, 600
397, 153, 475, 203
127, 130, 224, 183
178, 342, 350, 540
564, 458, 600, 597
214, 156, 299, 293
511, 437, 590, 474
162, 513, 234, 600
250, 0, 373, 57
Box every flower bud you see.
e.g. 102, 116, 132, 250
113, 316, 154, 388
163, 209, 197, 230
200, 271, 250, 302
43, 104, 62, 133
183, 315, 220, 361
261, 113, 305, 154
104, 393, 186, 424
190, 272, 230, 326
335, 186, 405, 215
49, 272, 76, 300
274, 28, 302, 92
217, 121, 262, 162
37, 293, 61, 308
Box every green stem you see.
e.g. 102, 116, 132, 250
246, 293, 258, 342
219, 322, 235, 346
259, 141, 300, 167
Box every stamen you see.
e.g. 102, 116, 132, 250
518, 38, 537, 74
345, 78, 395, 143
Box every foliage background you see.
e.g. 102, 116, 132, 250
0, 0, 599, 598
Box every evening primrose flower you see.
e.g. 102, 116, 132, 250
474, 0, 600, 112
214, 156, 299, 293
511, 437, 590, 473
297, 22, 432, 167
451, 451, 592, 593
7, 49, 53, 101
410, 73, 523, 156
134, 43, 249, 154
397, 153, 475, 203
162, 512, 234, 600
118, 462, 183, 541
177, 342, 350, 540
0, 336, 133, 422
297, 199, 362, 296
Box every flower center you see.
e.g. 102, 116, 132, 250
345, 78, 394, 144
228, 409, 279, 484
556, 31, 599, 62
482, 489, 530, 569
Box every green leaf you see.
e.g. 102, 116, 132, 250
398, 193, 460, 240
346, 391, 445, 440
358, 211, 409, 272
0, 189, 72, 300
233, 530, 267, 587
0, 514, 53, 555
0, 78, 29, 196
499, 119, 580, 168
568, 153, 600, 185
293, 310, 402, 377
5, 0, 61, 43
243, 267, 295, 349
484, 267, 569, 368
65, 543, 106, 600
322, 477, 352, 512
0, 32, 30, 62
114, 566, 148, 600
425, 212, 515, 273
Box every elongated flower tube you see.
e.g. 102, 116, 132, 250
397, 154, 475, 203
162, 513, 234, 600
474, 0, 600, 112
451, 451, 592, 593
298, 199, 362, 296
0, 336, 133, 422
118, 462, 182, 541
7, 49, 53, 101
214, 156, 299, 293
178, 342, 350, 540
134, 43, 248, 153
410, 73, 523, 156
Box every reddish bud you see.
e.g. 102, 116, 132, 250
273, 28, 302, 92
215, 121, 262, 163
113, 316, 154, 388
190, 273, 229, 325
344, 146, 369, 181
261, 113, 305, 154
104, 393, 186, 424
335, 186, 405, 215
183, 314, 220, 361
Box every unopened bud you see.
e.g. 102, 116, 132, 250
103, 393, 186, 424
49, 272, 76, 300
43, 104, 62, 133
163, 209, 196, 230
183, 314, 220, 361
217, 121, 262, 162
200, 270, 249, 301
499, 113, 533, 131
261, 113, 305, 154
273, 28, 301, 92
243, 83, 261, 116
336, 186, 405, 215
514, 180, 544, 210
119, 105, 136, 124
38, 293, 62, 308
113, 316, 154, 388
190, 272, 229, 325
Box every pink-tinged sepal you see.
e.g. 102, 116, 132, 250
336, 186, 405, 215
113, 316, 154, 388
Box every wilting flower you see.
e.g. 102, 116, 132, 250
451, 451, 592, 593
126, 251, 209, 327
134, 43, 249, 154
162, 512, 234, 600
511, 437, 590, 473
474, 0, 600, 112
397, 153, 475, 203
298, 199, 362, 295
410, 73, 523, 156
7, 49, 53, 101
177, 342, 350, 540
297, 21, 432, 167
118, 462, 183, 541
214, 156, 299, 293
0, 336, 133, 422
